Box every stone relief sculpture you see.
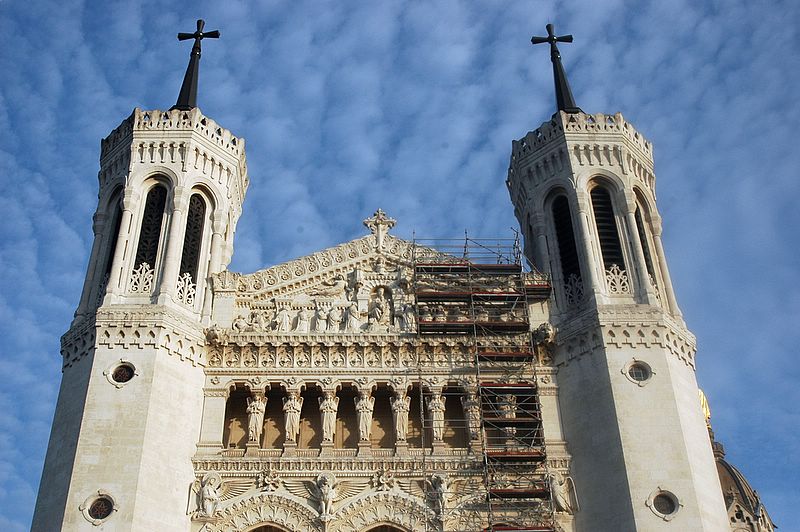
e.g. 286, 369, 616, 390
232, 315, 249, 332
283, 391, 303, 443
355, 390, 376, 442
344, 302, 362, 332
368, 287, 390, 325
308, 274, 348, 298
245, 395, 266, 444
275, 307, 291, 332
250, 311, 270, 331
318, 392, 340, 442
395, 302, 415, 331
426, 392, 446, 442
314, 306, 328, 333
294, 308, 311, 333
198, 475, 220, 517
327, 306, 343, 331
390, 392, 411, 442
426, 473, 449, 517
284, 473, 369, 521
548, 470, 577, 514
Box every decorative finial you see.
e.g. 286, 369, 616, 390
171, 19, 220, 111
531, 23, 581, 114
363, 209, 396, 250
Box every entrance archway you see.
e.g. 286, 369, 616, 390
248, 526, 289, 532
364, 526, 407, 532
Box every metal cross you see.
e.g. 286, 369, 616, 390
531, 23, 581, 114
531, 23, 573, 59
178, 19, 220, 55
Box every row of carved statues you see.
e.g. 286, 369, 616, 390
231, 290, 416, 334
240, 388, 533, 447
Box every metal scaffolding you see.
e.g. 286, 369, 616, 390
413, 236, 555, 531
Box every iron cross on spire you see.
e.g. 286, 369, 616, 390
171, 19, 220, 111
531, 23, 582, 114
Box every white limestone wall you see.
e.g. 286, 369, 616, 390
556, 338, 729, 531
39, 344, 203, 531
555, 345, 636, 530
31, 352, 93, 530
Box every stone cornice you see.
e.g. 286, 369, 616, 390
554, 305, 697, 368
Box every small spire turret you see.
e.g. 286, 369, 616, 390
171, 19, 220, 111
531, 23, 581, 114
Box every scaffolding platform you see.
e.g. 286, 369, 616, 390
413, 236, 555, 531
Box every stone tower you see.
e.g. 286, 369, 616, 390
505, 24, 730, 530
32, 22, 249, 530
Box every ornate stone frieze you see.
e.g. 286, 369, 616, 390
61, 317, 97, 369
554, 305, 697, 367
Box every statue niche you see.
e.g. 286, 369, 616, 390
367, 286, 394, 331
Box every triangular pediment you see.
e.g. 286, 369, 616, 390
212, 233, 452, 300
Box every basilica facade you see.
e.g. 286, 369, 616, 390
32, 22, 774, 532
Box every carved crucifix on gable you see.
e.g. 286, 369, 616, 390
363, 209, 396, 251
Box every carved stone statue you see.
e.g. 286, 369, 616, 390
275, 307, 291, 332
316, 473, 336, 518
327, 306, 343, 332
282, 392, 303, 443
246, 395, 266, 444
355, 391, 376, 442
395, 303, 415, 331
198, 476, 220, 517
309, 274, 348, 299
318, 392, 340, 442
344, 302, 361, 332
461, 391, 482, 440
232, 315, 249, 332
426, 393, 446, 442
427, 473, 448, 516
314, 307, 328, 333
391, 392, 411, 442
368, 286, 391, 326
250, 311, 270, 332
294, 308, 311, 333
548, 470, 575, 514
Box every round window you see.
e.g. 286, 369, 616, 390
111, 364, 135, 384
653, 493, 677, 515
628, 363, 651, 382
88, 496, 114, 520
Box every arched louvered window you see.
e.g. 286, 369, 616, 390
179, 194, 206, 282
590, 186, 625, 271
552, 196, 581, 283
103, 199, 122, 276
134, 185, 167, 269
634, 206, 656, 280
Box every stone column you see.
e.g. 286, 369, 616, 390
319, 389, 339, 457
574, 193, 601, 297
201, 215, 227, 320
651, 218, 683, 319
157, 186, 190, 305
461, 388, 482, 452
74, 211, 108, 319
245, 389, 266, 456
108, 190, 141, 298
532, 212, 551, 275
196, 387, 228, 454
426, 389, 446, 454
623, 195, 658, 304
355, 388, 375, 456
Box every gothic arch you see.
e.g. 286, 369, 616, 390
207, 492, 317, 532
577, 168, 625, 195
331, 491, 432, 532
128, 165, 179, 190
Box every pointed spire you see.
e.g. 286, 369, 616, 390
171, 19, 220, 111
531, 23, 582, 114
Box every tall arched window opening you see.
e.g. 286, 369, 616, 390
590, 186, 625, 271
634, 207, 656, 281
551, 196, 582, 301
133, 185, 167, 269
103, 200, 123, 277
179, 194, 206, 283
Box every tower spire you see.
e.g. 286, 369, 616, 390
531, 23, 581, 114
171, 19, 220, 111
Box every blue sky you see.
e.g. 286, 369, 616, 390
1, 0, 798, 529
